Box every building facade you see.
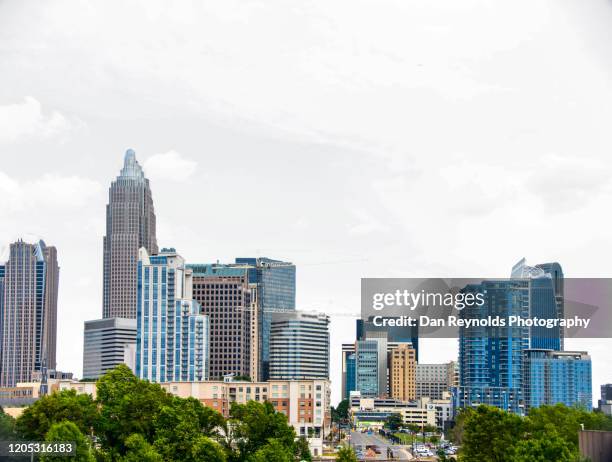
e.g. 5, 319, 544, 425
269, 311, 329, 380
136, 248, 210, 382
103, 149, 158, 319
355, 335, 387, 398
341, 343, 357, 401
523, 349, 592, 411
511, 259, 564, 350
82, 318, 137, 379
456, 279, 530, 414
161, 378, 330, 457
235, 258, 296, 380
599, 384, 612, 416
188, 263, 255, 380
349, 392, 436, 429
416, 362, 458, 400
389, 343, 416, 402
0, 240, 59, 387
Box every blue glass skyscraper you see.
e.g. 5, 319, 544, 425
235, 257, 296, 380
511, 259, 563, 350
455, 279, 530, 414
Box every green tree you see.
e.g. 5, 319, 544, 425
121, 434, 163, 462
384, 413, 403, 431
16, 390, 98, 440
249, 439, 293, 462
336, 446, 358, 462
332, 399, 349, 422
40, 420, 94, 462
450, 407, 474, 444
0, 407, 17, 440
511, 431, 574, 462
190, 435, 227, 462
227, 401, 296, 461
460, 405, 524, 462
95, 365, 172, 456
436, 448, 449, 462
152, 396, 225, 461
295, 436, 312, 461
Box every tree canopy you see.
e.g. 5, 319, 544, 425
12, 365, 311, 462
458, 403, 612, 462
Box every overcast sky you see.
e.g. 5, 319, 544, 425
1, 0, 612, 405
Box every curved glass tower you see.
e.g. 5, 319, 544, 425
102, 150, 158, 318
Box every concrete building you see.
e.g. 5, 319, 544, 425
0, 240, 59, 387
54, 376, 330, 456
0, 370, 75, 407
349, 392, 436, 429
523, 349, 592, 411
103, 149, 158, 319
416, 361, 458, 400
82, 318, 137, 379
269, 310, 329, 380
136, 248, 209, 382
389, 343, 416, 401
579, 431, 612, 462
188, 263, 256, 380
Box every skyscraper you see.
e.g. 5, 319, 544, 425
355, 334, 387, 398
455, 279, 530, 414
103, 149, 158, 319
0, 240, 59, 387
188, 263, 254, 380
269, 310, 330, 380
511, 259, 564, 350
136, 248, 210, 382
235, 258, 296, 380
388, 343, 416, 401
82, 318, 137, 380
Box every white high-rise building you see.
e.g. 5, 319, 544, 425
136, 248, 209, 383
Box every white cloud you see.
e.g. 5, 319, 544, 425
0, 96, 79, 143
143, 150, 198, 181
0, 171, 102, 214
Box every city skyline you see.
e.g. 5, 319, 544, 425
3, 0, 612, 406
1, 151, 611, 405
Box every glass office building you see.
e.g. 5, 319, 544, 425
235, 257, 296, 380
342, 344, 357, 400
523, 349, 591, 411
511, 259, 564, 350
0, 240, 59, 387
455, 279, 530, 414
136, 248, 209, 383
355, 336, 387, 398
269, 310, 329, 380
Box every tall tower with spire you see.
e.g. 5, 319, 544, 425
102, 149, 158, 318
